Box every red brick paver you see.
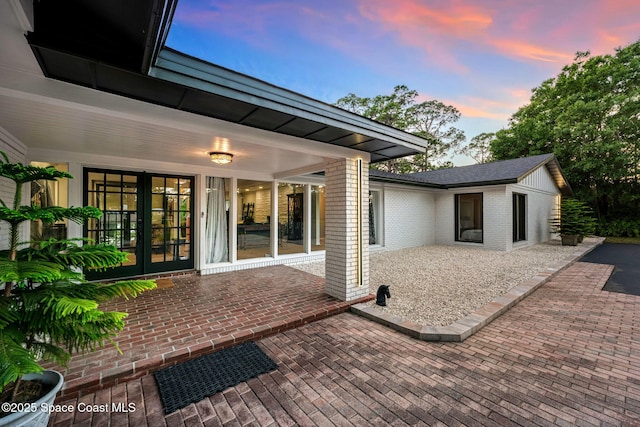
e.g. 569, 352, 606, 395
42, 265, 373, 400
49, 261, 640, 426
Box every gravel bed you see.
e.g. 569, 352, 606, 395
288, 239, 592, 326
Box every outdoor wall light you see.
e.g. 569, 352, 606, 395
209, 151, 233, 165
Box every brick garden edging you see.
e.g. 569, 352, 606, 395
350, 238, 606, 342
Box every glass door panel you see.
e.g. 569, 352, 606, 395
85, 170, 142, 278
146, 174, 193, 271
85, 170, 194, 279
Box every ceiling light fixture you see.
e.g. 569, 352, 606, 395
208, 151, 233, 165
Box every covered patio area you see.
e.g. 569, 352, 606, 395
43, 266, 373, 401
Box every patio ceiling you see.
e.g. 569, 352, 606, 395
0, 0, 427, 173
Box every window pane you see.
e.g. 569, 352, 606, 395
237, 179, 271, 259
278, 183, 304, 255
369, 191, 379, 245
513, 193, 527, 242
30, 162, 69, 242
456, 193, 483, 243
311, 185, 325, 251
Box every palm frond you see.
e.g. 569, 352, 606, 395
0, 328, 43, 391
94, 280, 157, 301
0, 159, 73, 185
0, 206, 102, 226
19, 240, 129, 271
26, 308, 128, 357
43, 296, 99, 318
0, 258, 64, 284
0, 299, 17, 329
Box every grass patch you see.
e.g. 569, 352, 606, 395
604, 236, 640, 244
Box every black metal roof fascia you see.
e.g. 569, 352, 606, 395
369, 173, 516, 189
369, 175, 443, 189
150, 48, 428, 152
442, 179, 519, 189
141, 0, 178, 74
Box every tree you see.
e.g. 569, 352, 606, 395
460, 132, 495, 164
335, 85, 466, 173
0, 152, 155, 402
491, 41, 640, 221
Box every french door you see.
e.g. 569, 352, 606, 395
84, 169, 193, 279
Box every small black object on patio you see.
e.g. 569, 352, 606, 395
154, 341, 278, 414
580, 243, 640, 296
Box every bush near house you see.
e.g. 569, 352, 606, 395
596, 218, 640, 238
550, 198, 597, 237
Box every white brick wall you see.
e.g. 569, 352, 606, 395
324, 158, 369, 301
0, 127, 28, 251
383, 186, 435, 250
434, 186, 509, 250
482, 188, 509, 251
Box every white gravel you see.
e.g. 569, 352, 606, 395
288, 239, 591, 326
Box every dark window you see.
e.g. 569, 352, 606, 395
513, 193, 527, 242
455, 193, 483, 243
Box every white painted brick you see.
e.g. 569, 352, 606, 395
383, 187, 435, 250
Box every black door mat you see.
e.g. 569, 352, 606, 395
154, 341, 278, 414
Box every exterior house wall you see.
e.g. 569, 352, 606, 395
507, 166, 561, 250
434, 186, 509, 251
382, 186, 435, 250
0, 127, 28, 250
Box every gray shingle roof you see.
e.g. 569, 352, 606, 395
369, 153, 572, 195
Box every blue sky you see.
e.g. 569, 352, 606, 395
166, 0, 640, 165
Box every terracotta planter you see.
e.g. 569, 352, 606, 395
561, 234, 579, 246
0, 370, 64, 427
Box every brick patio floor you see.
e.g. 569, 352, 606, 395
43, 265, 373, 401
48, 261, 640, 426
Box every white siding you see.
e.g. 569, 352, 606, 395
519, 165, 558, 193
508, 166, 561, 250
383, 186, 435, 250
0, 126, 28, 250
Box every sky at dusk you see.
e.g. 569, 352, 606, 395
166, 0, 640, 165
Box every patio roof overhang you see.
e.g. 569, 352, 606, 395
23, 0, 427, 164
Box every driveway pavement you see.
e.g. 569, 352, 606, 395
49, 261, 640, 426
580, 243, 640, 296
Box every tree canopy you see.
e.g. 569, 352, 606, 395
491, 41, 640, 220
335, 85, 465, 173
460, 132, 495, 164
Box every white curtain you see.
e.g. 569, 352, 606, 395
205, 177, 228, 263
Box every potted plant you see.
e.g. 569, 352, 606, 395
550, 198, 596, 246
0, 152, 155, 425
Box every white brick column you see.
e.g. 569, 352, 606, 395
324, 157, 370, 301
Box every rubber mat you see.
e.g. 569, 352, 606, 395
154, 341, 278, 414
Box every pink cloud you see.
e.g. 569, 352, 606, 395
355, 0, 640, 73
416, 86, 531, 122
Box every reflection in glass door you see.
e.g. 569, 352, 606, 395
84, 169, 193, 279
85, 171, 141, 278
149, 175, 192, 268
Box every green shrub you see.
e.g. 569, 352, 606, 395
0, 152, 155, 402
597, 218, 640, 238
550, 198, 597, 236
